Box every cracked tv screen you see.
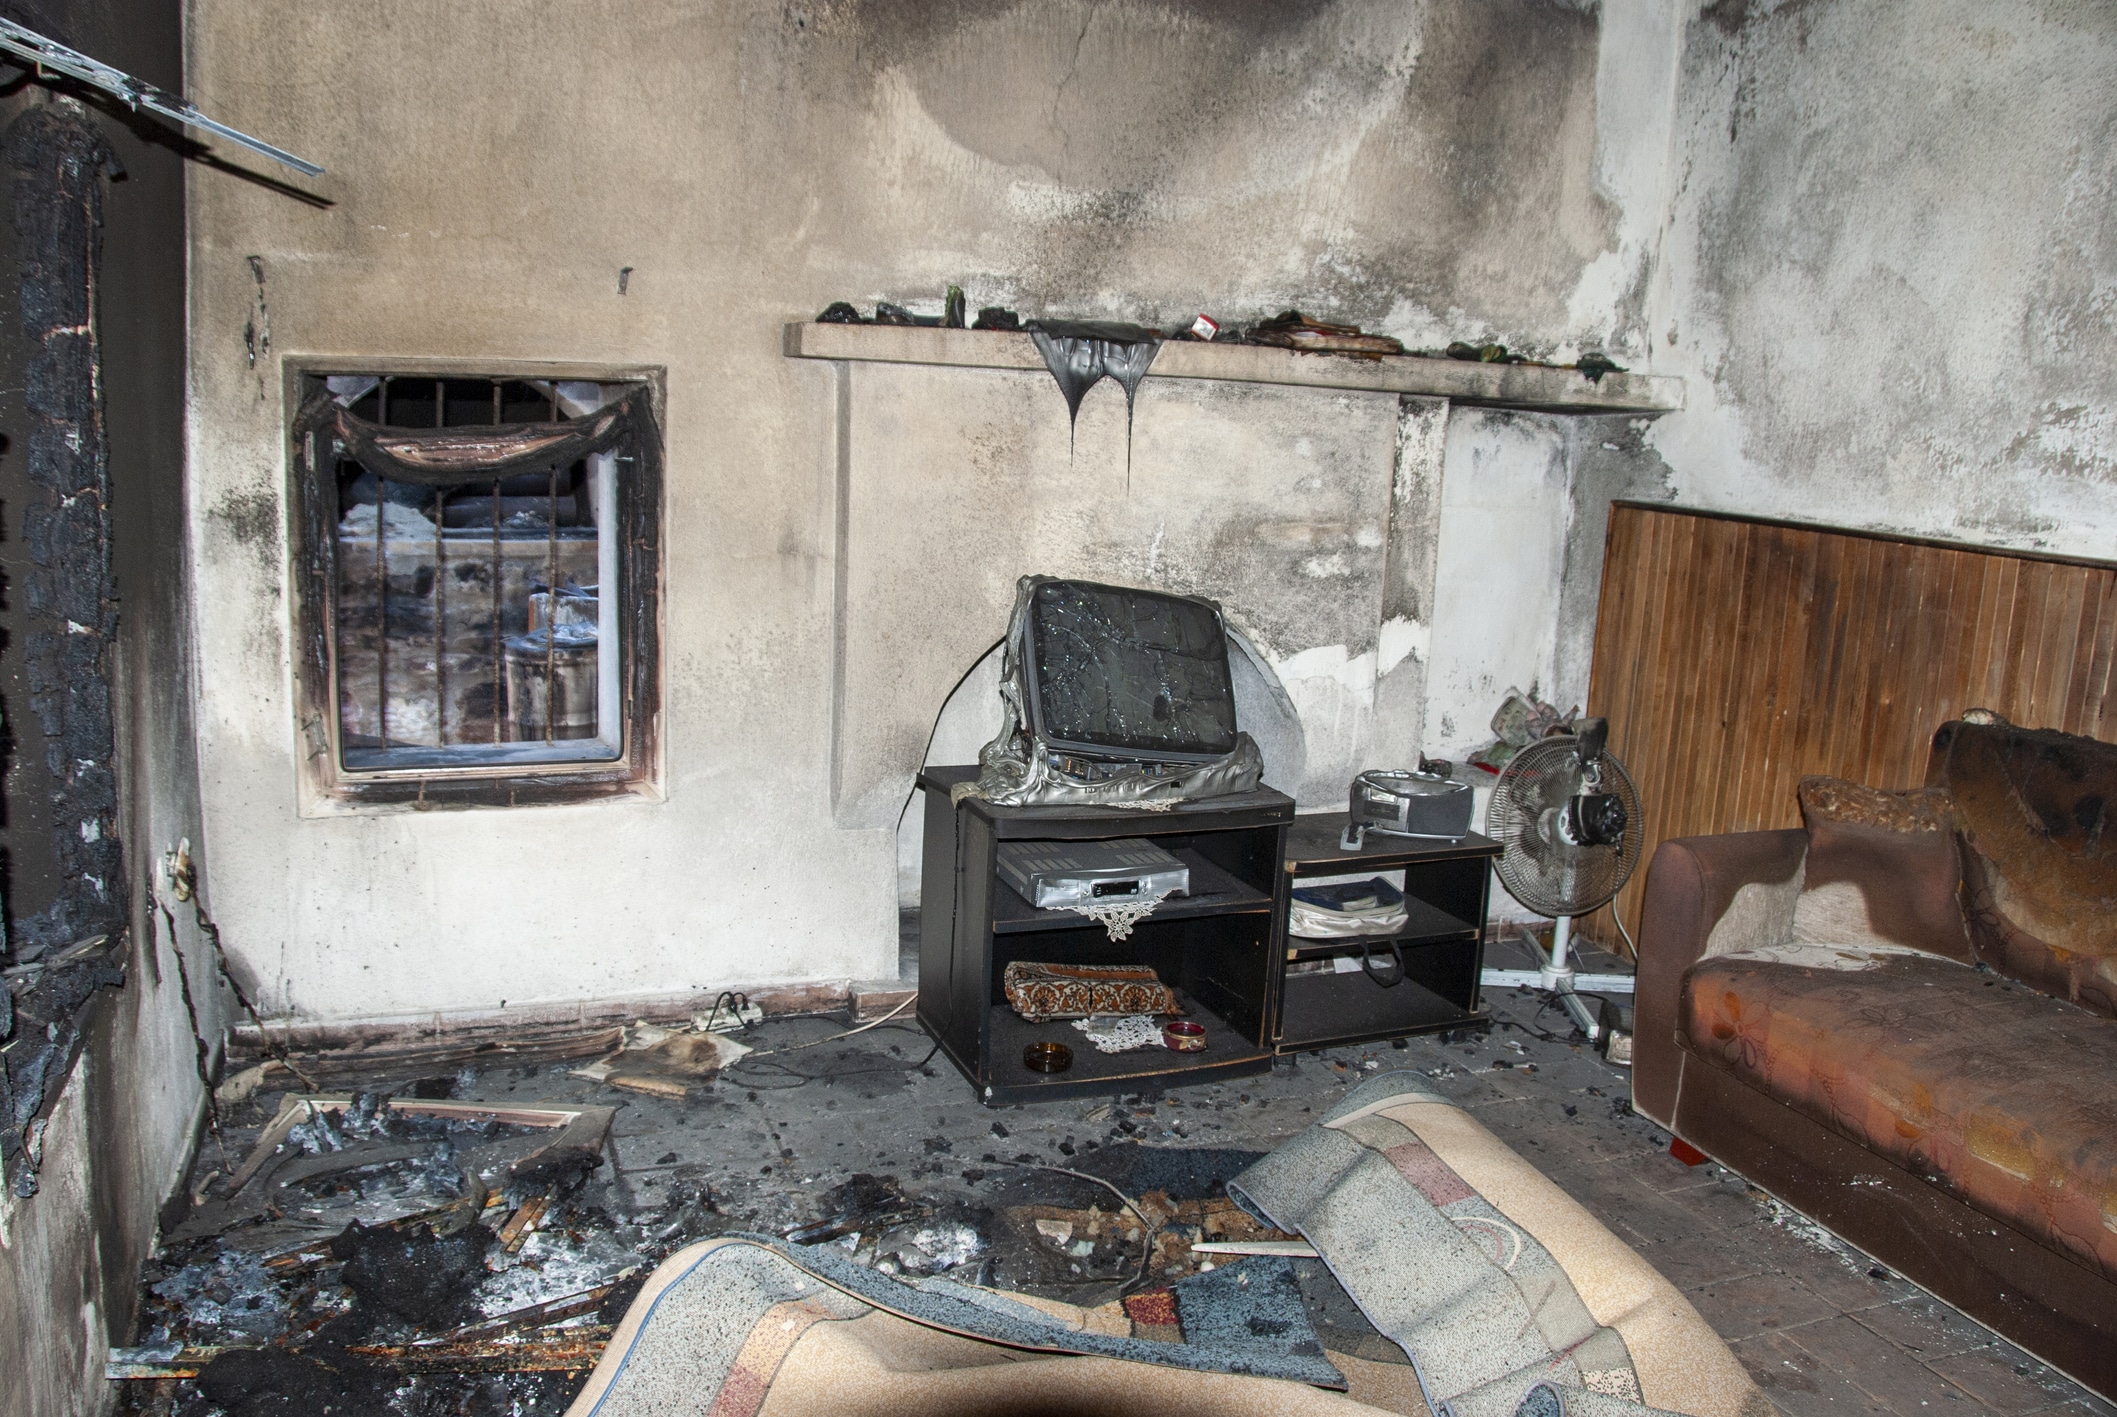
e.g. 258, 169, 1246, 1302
1025, 580, 1239, 759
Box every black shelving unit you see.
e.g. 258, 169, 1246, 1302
916, 766, 1293, 1106
1271, 813, 1501, 1052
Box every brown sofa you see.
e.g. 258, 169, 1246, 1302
1633, 715, 2117, 1400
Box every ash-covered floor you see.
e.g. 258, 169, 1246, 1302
120, 935, 2114, 1417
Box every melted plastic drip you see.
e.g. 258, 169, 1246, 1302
1027, 322, 1162, 478
1029, 331, 1106, 451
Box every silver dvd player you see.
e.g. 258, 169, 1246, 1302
996, 838, 1191, 911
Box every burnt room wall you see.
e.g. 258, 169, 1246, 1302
1553, 0, 2117, 712
0, 1, 218, 1411
1655, 0, 2117, 557
183, 0, 1679, 1025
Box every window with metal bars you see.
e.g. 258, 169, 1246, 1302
288, 368, 662, 806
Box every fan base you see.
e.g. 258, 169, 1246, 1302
1478, 916, 1633, 1042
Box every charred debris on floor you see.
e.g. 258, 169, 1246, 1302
114, 1019, 1227, 1413
117, 1088, 635, 1415
111, 1002, 944, 1414
111, 996, 1624, 1416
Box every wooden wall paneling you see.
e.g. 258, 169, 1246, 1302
1583, 506, 2117, 959
1917, 548, 1975, 766
2080, 582, 2117, 735
1969, 556, 2017, 710
2001, 560, 2052, 717
2043, 570, 2091, 732
1703, 522, 1765, 839
1754, 528, 1815, 825
2077, 575, 2108, 732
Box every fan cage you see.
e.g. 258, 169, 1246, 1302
1487, 736, 1644, 918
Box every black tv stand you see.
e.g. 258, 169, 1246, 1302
1271, 813, 1500, 1051
916, 767, 1293, 1105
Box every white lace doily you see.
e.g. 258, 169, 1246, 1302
1062, 887, 1174, 941
1071, 1014, 1166, 1053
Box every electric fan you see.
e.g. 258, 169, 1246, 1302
1480, 718, 1645, 1041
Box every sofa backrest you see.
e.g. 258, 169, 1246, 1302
1926, 715, 2117, 1018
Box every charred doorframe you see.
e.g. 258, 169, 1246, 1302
281, 357, 666, 812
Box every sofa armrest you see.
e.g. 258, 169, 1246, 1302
1631, 829, 1807, 1127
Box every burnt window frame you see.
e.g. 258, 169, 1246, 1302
285, 359, 665, 811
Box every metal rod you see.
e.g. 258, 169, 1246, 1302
433, 379, 447, 746
376, 377, 390, 749
491, 382, 503, 744
0, 19, 324, 176
544, 385, 559, 746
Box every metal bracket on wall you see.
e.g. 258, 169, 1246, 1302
0, 17, 323, 176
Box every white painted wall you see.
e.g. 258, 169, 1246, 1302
1423, 411, 1576, 762
168, 0, 2117, 1025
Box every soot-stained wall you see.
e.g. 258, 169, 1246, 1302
0, 94, 122, 958
184, 0, 1657, 1025
1537, 1, 2117, 768
1643, 0, 2117, 562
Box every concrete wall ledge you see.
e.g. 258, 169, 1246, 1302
784, 322, 1684, 416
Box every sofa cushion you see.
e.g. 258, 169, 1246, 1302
1792, 777, 1971, 962
1677, 945, 2117, 1282
1927, 717, 2117, 1017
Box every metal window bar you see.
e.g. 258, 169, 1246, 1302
545, 383, 559, 746
375, 377, 390, 749
433, 379, 447, 743
337, 375, 615, 761
490, 381, 502, 744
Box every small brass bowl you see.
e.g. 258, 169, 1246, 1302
1162, 1020, 1207, 1052
1023, 1041, 1074, 1073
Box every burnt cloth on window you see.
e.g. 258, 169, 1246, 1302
298, 390, 651, 487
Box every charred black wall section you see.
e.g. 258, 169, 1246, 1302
7, 102, 123, 955
0, 0, 196, 1234
0, 0, 189, 956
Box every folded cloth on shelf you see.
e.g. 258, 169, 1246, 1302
1003, 961, 1183, 1022
1292, 878, 1411, 939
